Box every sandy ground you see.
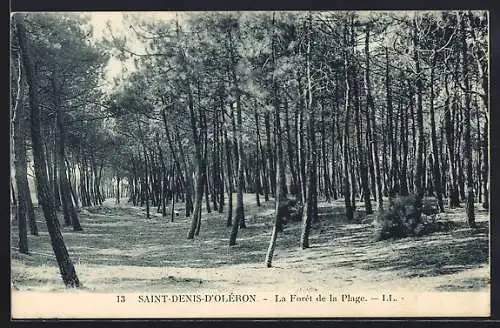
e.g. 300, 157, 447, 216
11, 194, 490, 293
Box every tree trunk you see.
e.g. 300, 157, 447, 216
228, 27, 246, 245
300, 14, 317, 248
320, 101, 331, 202
353, 26, 372, 214
204, 159, 211, 214
363, 26, 379, 205
222, 99, 234, 227
195, 109, 209, 236
12, 44, 29, 254
284, 97, 298, 196
254, 109, 264, 207
155, 134, 167, 216
26, 183, 38, 235
413, 17, 425, 207
161, 102, 191, 217
444, 73, 460, 208
428, 52, 445, 212
468, 12, 489, 210
212, 106, 222, 212
137, 120, 150, 219
330, 79, 339, 200
481, 120, 488, 209
16, 13, 80, 287
256, 108, 269, 202
187, 82, 205, 239
170, 164, 176, 222
460, 13, 475, 227
342, 22, 354, 221
385, 47, 399, 194
229, 87, 246, 243
297, 77, 307, 205
53, 77, 82, 231
265, 63, 287, 266
116, 174, 121, 204
65, 156, 79, 210
399, 85, 409, 196
264, 112, 276, 197
51, 136, 62, 211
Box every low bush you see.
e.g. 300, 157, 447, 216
374, 195, 454, 241
421, 197, 440, 216
374, 195, 421, 241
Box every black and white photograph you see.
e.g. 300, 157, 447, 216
10, 10, 490, 318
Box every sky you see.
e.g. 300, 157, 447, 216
89, 12, 129, 86
87, 10, 488, 92
88, 12, 183, 88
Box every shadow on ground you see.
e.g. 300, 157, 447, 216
11, 195, 489, 292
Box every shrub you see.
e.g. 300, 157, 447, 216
415, 214, 457, 236
374, 194, 421, 241
374, 195, 455, 241
421, 197, 440, 216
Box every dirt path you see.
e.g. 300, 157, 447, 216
11, 195, 490, 293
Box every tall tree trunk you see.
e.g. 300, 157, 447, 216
284, 97, 298, 196
363, 26, 379, 205
456, 100, 466, 202
444, 72, 460, 208
265, 59, 287, 266
116, 173, 121, 204
481, 119, 488, 209
300, 14, 317, 248
468, 12, 489, 210
256, 108, 269, 202
222, 98, 234, 227
320, 101, 331, 202
195, 108, 209, 236
428, 52, 445, 212
12, 44, 29, 254
170, 164, 176, 222
353, 26, 372, 214
65, 157, 79, 210
229, 27, 246, 245
330, 79, 339, 200
161, 102, 191, 217
187, 82, 205, 239
297, 77, 307, 204
254, 108, 264, 207
212, 105, 222, 212
460, 13, 475, 227
26, 183, 38, 235
474, 96, 482, 204
52, 141, 61, 211
16, 14, 80, 287
155, 134, 167, 216
137, 119, 150, 219
399, 84, 410, 196
53, 77, 82, 231
413, 17, 425, 207
218, 131, 225, 213
385, 47, 399, 194
342, 21, 354, 221
409, 80, 417, 194
204, 161, 211, 214
264, 112, 276, 198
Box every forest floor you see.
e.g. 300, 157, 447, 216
11, 194, 490, 294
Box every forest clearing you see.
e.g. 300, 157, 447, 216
10, 10, 490, 317
11, 194, 489, 293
